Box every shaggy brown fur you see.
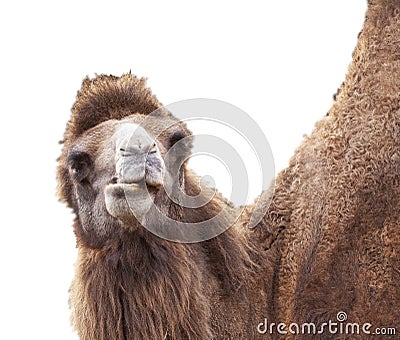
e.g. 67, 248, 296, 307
57, 73, 269, 339
244, 0, 400, 336
58, 2, 400, 338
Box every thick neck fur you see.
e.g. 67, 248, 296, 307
71, 231, 210, 340
70, 175, 255, 340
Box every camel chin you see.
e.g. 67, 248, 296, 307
105, 182, 156, 227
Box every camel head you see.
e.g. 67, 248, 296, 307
57, 74, 192, 247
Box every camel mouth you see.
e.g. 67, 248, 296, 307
105, 180, 159, 224
107, 177, 161, 198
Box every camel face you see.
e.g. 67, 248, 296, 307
65, 113, 190, 237
105, 121, 167, 225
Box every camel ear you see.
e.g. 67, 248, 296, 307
169, 129, 187, 148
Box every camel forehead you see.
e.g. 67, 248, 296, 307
71, 117, 142, 147
69, 113, 188, 157
111, 122, 154, 151
112, 122, 148, 141
81, 115, 175, 141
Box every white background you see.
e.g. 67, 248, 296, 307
0, 1, 366, 339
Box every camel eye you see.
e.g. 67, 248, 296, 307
169, 130, 187, 148
67, 151, 93, 183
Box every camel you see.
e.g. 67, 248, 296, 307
57, 0, 399, 338
57, 74, 269, 339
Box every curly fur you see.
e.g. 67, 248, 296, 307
244, 0, 400, 333
58, 2, 400, 338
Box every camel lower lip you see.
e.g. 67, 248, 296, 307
110, 182, 147, 190
108, 182, 159, 193
125, 182, 145, 188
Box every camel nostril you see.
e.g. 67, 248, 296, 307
119, 148, 126, 152
111, 177, 118, 184
149, 143, 157, 154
